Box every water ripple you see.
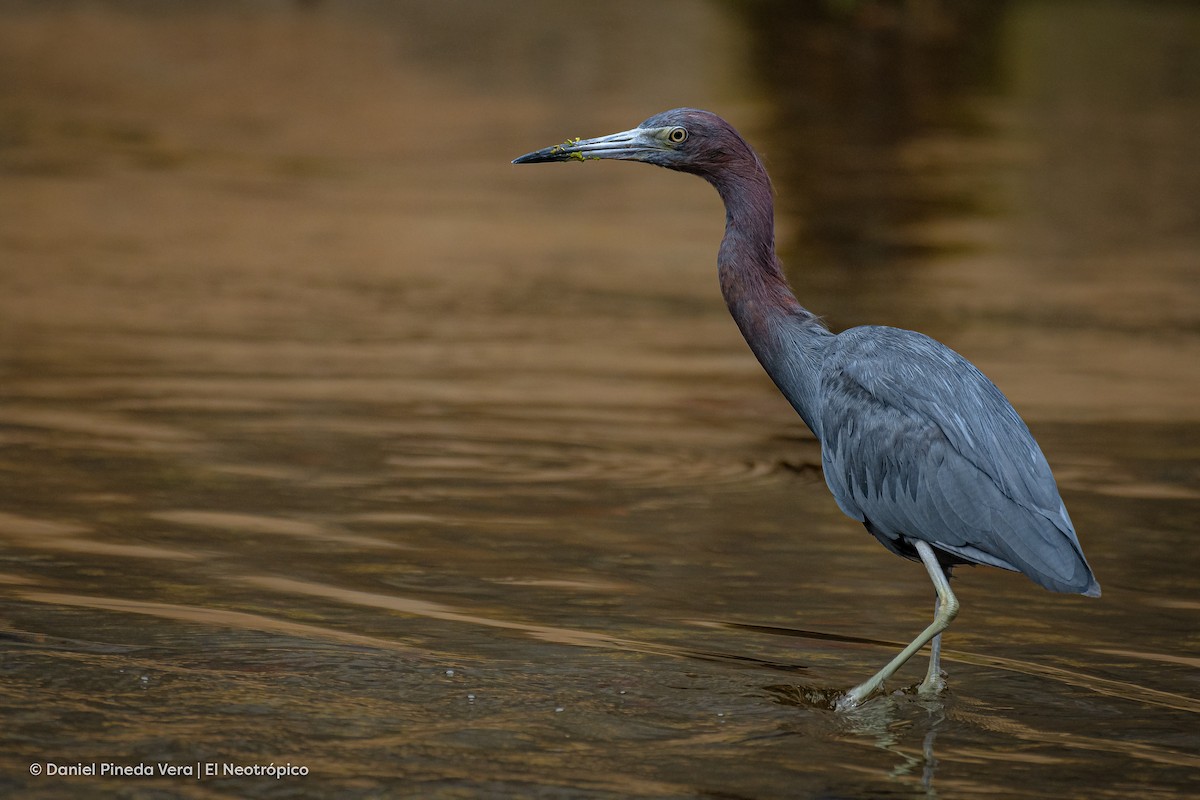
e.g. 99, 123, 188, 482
386, 434, 816, 492
147, 510, 403, 549
0, 511, 199, 562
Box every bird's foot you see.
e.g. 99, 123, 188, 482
917, 670, 946, 697
835, 681, 881, 712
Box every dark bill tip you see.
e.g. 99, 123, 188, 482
511, 147, 565, 165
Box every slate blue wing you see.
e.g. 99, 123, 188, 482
818, 326, 1100, 596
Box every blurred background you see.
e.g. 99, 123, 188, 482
1, 1, 1198, 798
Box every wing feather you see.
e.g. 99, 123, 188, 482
818, 326, 1099, 595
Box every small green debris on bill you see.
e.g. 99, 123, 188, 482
549, 137, 598, 161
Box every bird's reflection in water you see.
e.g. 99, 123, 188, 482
767, 683, 945, 797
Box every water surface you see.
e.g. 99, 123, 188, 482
1, 2, 1198, 798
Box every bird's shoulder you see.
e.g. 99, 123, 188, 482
821, 326, 1023, 439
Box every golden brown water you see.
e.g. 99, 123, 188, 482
2, 2, 1198, 798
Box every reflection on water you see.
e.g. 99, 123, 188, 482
1, 1, 1198, 798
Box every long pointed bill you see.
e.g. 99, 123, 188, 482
512, 126, 665, 164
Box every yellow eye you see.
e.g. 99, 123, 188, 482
667, 127, 688, 144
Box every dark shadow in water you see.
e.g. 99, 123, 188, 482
734, 1, 1007, 269
734, 0, 1200, 341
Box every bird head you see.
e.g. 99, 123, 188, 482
513, 108, 752, 182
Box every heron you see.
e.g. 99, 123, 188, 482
513, 108, 1100, 709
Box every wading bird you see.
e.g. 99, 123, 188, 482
513, 109, 1099, 709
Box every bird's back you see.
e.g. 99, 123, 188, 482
814, 325, 1099, 596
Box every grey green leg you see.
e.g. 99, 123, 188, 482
920, 599, 945, 695
836, 541, 959, 710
